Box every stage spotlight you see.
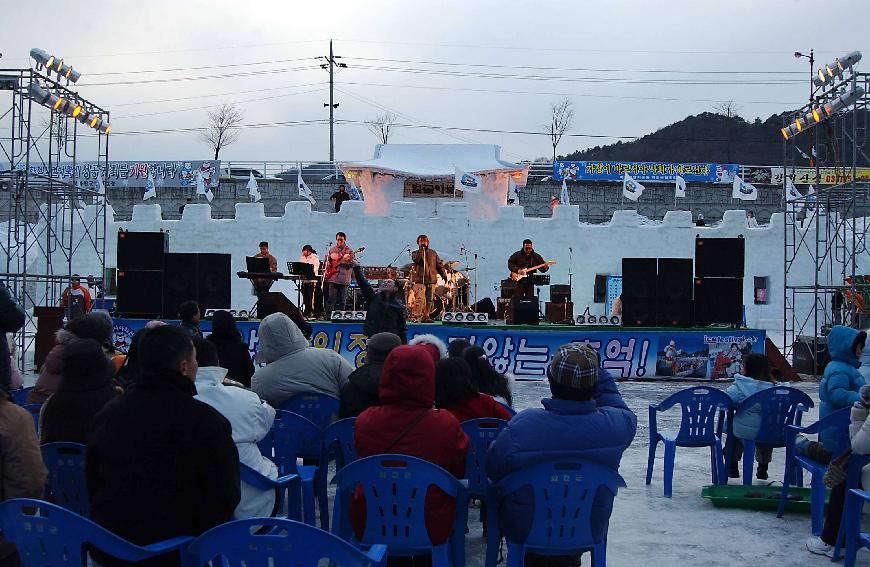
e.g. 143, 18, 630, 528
28, 82, 51, 104
813, 51, 862, 87
56, 62, 81, 84
354, 311, 365, 320
30, 48, 51, 68
97, 121, 111, 135
89, 115, 102, 129
476, 313, 488, 323
66, 101, 82, 118
443, 313, 454, 322
52, 97, 68, 112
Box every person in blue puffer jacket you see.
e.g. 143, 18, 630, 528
819, 325, 867, 456
724, 353, 787, 480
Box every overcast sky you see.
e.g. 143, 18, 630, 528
1, 0, 866, 164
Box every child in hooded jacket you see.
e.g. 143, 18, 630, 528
818, 325, 867, 456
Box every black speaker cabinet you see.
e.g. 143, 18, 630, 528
197, 253, 231, 312
594, 274, 607, 303
694, 277, 743, 325
510, 296, 539, 325
792, 335, 829, 375
471, 297, 496, 317
496, 298, 511, 320
695, 237, 745, 278
117, 270, 163, 318
545, 301, 573, 323
622, 258, 657, 327
117, 231, 167, 271
162, 253, 198, 319
500, 279, 517, 300
656, 258, 694, 327
550, 284, 571, 304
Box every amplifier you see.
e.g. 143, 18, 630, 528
496, 298, 511, 320
545, 301, 573, 323
363, 266, 399, 280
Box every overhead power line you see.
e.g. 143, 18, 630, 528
78, 65, 322, 87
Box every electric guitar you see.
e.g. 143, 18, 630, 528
510, 260, 556, 281
324, 247, 365, 281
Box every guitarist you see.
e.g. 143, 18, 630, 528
508, 239, 550, 298
325, 232, 359, 315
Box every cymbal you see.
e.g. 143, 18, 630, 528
444, 260, 461, 268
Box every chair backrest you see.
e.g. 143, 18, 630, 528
11, 386, 33, 406
656, 386, 732, 445
22, 403, 41, 432
320, 417, 358, 471
186, 517, 383, 567
278, 393, 340, 430
460, 418, 509, 496
41, 442, 90, 518
332, 454, 465, 549
0, 498, 189, 565
497, 401, 517, 417
493, 460, 626, 549
738, 386, 814, 445
258, 410, 322, 474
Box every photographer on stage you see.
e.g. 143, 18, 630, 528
410, 234, 448, 323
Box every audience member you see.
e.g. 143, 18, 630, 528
352, 265, 408, 343
6, 335, 22, 391
86, 325, 239, 567
0, 284, 24, 400
29, 312, 113, 404
723, 352, 785, 480
115, 321, 166, 389
40, 339, 121, 444
192, 338, 277, 519
252, 313, 352, 406
207, 310, 255, 387
339, 332, 402, 418
463, 345, 514, 407
178, 300, 202, 338
435, 357, 513, 422
819, 325, 867, 456
486, 343, 637, 551
353, 344, 469, 546
447, 338, 471, 358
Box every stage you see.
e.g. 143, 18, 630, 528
112, 318, 765, 380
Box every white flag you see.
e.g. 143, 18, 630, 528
143, 171, 156, 201
93, 176, 106, 205
297, 168, 315, 205
247, 172, 261, 202
196, 170, 213, 202
675, 175, 686, 199
454, 166, 482, 194
785, 178, 803, 210
622, 173, 645, 202
560, 178, 570, 205
806, 184, 816, 211
732, 175, 758, 201
507, 177, 519, 205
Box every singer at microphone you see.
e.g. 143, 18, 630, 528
410, 234, 447, 323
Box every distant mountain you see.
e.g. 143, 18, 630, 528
560, 111, 868, 167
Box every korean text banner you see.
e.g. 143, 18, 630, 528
112, 319, 765, 380
554, 161, 739, 184
14, 160, 220, 189
769, 167, 870, 186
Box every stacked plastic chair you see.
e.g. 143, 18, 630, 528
40, 442, 90, 517
316, 417, 357, 529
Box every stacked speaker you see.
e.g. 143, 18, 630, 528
694, 237, 744, 325
622, 257, 693, 327
545, 284, 573, 323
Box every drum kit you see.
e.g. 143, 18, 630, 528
400, 259, 473, 320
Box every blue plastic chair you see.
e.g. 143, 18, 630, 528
645, 386, 732, 497
497, 401, 517, 417
833, 454, 870, 561
22, 403, 41, 433
316, 417, 357, 530
728, 386, 813, 485
484, 460, 626, 567
257, 409, 321, 526
185, 517, 387, 567
777, 407, 850, 533
460, 418, 509, 500
332, 454, 469, 567
10, 386, 32, 406
279, 393, 340, 430
41, 442, 89, 518
843, 488, 870, 566
0, 498, 192, 566
238, 463, 302, 521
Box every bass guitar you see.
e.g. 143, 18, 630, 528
510, 260, 556, 281
324, 247, 365, 281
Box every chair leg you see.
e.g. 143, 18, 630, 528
713, 440, 726, 486
646, 438, 658, 485
505, 543, 524, 567
709, 445, 719, 486
810, 471, 825, 536
592, 541, 606, 567
663, 441, 676, 498
485, 488, 500, 567
843, 490, 862, 567
431, 543, 451, 567
777, 464, 792, 519
316, 469, 330, 530
742, 440, 754, 486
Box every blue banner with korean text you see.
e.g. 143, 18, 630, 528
554, 161, 739, 184
112, 319, 765, 380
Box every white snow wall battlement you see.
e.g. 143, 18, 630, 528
46, 200, 787, 331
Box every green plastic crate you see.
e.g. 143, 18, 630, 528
701, 484, 827, 513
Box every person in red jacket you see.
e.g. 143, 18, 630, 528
353, 343, 469, 546
435, 357, 513, 423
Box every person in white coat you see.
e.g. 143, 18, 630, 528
192, 338, 278, 519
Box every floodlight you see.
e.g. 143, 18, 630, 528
56, 62, 81, 84
52, 97, 68, 112
29, 48, 51, 68
89, 115, 101, 129
354, 311, 365, 320
476, 313, 487, 322
813, 51, 862, 87
28, 82, 50, 104
443, 313, 454, 322
67, 101, 82, 118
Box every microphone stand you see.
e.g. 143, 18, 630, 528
387, 244, 411, 269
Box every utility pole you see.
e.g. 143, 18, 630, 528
319, 40, 347, 162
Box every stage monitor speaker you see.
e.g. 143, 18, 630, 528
594, 274, 607, 303
550, 284, 571, 304
471, 297, 496, 318
792, 335, 829, 375
117, 231, 167, 271
621, 258, 657, 327
117, 270, 163, 318
545, 301, 573, 323
510, 296, 539, 325
695, 237, 745, 278
694, 277, 743, 325
197, 253, 231, 312
656, 258, 694, 327
258, 292, 312, 338
162, 253, 198, 319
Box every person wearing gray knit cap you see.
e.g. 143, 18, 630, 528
339, 332, 402, 418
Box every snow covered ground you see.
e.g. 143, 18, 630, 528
462, 379, 843, 567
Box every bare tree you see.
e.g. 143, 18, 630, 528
200, 103, 244, 159
366, 112, 398, 144
712, 100, 742, 118
545, 98, 574, 161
